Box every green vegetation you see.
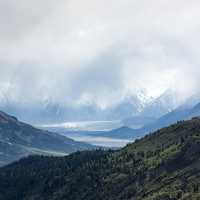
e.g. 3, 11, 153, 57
1, 118, 200, 200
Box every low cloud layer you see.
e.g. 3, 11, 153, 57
1, 0, 200, 108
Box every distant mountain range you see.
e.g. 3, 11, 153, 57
1, 89, 200, 144
0, 92, 148, 124
140, 89, 181, 118
0, 89, 178, 125
40, 98, 200, 142
94, 100, 200, 140
122, 115, 156, 129
0, 111, 94, 166
140, 100, 200, 134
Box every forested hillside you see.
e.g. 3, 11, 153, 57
1, 118, 200, 200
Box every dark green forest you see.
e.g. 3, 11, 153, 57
1, 118, 200, 200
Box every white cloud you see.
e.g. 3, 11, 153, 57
0, 0, 200, 107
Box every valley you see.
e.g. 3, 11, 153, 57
1, 1, 200, 199
39, 120, 132, 147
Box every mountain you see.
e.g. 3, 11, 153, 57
98, 126, 140, 139
0, 92, 151, 124
140, 89, 182, 118
0, 111, 94, 166
120, 89, 187, 130
140, 101, 200, 134
105, 100, 200, 140
122, 115, 156, 129
107, 94, 151, 120
0, 89, 185, 127
1, 118, 200, 199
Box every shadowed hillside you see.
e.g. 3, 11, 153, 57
0, 111, 94, 166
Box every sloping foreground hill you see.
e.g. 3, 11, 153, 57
0, 111, 94, 166
1, 118, 200, 200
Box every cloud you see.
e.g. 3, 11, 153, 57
0, 0, 200, 108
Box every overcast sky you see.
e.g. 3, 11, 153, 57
0, 0, 200, 108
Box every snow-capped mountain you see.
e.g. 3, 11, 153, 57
0, 90, 152, 124
140, 89, 185, 118
121, 89, 193, 129
1, 87, 196, 127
